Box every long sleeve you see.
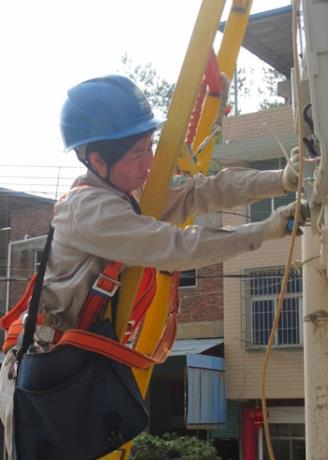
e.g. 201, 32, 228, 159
45, 176, 266, 330
53, 186, 264, 273
161, 168, 285, 224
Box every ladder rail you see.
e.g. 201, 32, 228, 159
104, 1, 253, 459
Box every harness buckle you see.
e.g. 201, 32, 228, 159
92, 274, 121, 298
35, 325, 55, 344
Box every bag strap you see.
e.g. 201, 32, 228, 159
16, 226, 54, 360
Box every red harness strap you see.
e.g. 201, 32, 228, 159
57, 271, 179, 368
0, 261, 158, 353
3, 315, 63, 353
0, 274, 37, 331
78, 261, 123, 330
124, 267, 157, 342
1, 269, 178, 367
78, 262, 157, 343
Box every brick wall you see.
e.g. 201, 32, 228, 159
10, 205, 53, 241
178, 263, 223, 323
8, 204, 54, 307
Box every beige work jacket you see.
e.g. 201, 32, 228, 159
0, 166, 285, 458
39, 167, 285, 331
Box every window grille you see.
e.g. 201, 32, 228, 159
241, 267, 303, 349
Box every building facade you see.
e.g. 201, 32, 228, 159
218, 106, 305, 459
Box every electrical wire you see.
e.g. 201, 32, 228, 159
260, 1, 306, 459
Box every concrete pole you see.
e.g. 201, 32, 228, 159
302, 226, 328, 459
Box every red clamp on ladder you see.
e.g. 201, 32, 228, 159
185, 48, 224, 147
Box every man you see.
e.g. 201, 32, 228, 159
0, 75, 302, 458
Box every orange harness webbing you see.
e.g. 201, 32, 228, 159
0, 262, 158, 351
1, 267, 178, 368
57, 271, 179, 369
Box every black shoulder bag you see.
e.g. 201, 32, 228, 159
13, 227, 149, 460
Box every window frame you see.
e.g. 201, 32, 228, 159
179, 269, 197, 289
242, 266, 303, 350
247, 158, 295, 223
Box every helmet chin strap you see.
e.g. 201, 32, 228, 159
76, 147, 119, 190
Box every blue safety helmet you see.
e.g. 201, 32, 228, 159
60, 75, 163, 152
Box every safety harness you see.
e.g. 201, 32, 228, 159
0, 186, 179, 369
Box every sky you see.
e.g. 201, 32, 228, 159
0, 0, 291, 196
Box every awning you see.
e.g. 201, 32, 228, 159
186, 354, 226, 429
154, 339, 227, 429
170, 337, 224, 357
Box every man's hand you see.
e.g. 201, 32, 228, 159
261, 201, 309, 240
281, 149, 300, 192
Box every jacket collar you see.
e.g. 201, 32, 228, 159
71, 169, 126, 199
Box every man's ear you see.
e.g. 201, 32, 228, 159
87, 152, 108, 178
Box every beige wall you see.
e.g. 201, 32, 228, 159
223, 206, 304, 400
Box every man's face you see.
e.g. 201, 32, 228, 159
109, 133, 154, 193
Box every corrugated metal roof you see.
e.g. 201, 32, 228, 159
170, 337, 224, 357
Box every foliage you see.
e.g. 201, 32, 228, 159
130, 432, 220, 460
118, 56, 287, 118
228, 66, 253, 115
227, 64, 288, 113
119, 53, 175, 116
257, 66, 287, 110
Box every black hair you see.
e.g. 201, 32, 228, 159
86, 131, 151, 167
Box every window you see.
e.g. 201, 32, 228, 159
248, 159, 295, 222
179, 269, 196, 288
265, 423, 305, 460
242, 267, 303, 349
250, 193, 296, 222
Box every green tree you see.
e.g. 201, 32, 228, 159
130, 433, 220, 460
119, 53, 175, 117
257, 66, 287, 110
228, 66, 252, 115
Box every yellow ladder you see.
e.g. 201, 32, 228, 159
103, 1, 253, 459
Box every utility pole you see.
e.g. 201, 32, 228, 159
301, 0, 328, 455
302, 227, 328, 459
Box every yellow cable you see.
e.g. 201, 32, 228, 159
260, 1, 305, 459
